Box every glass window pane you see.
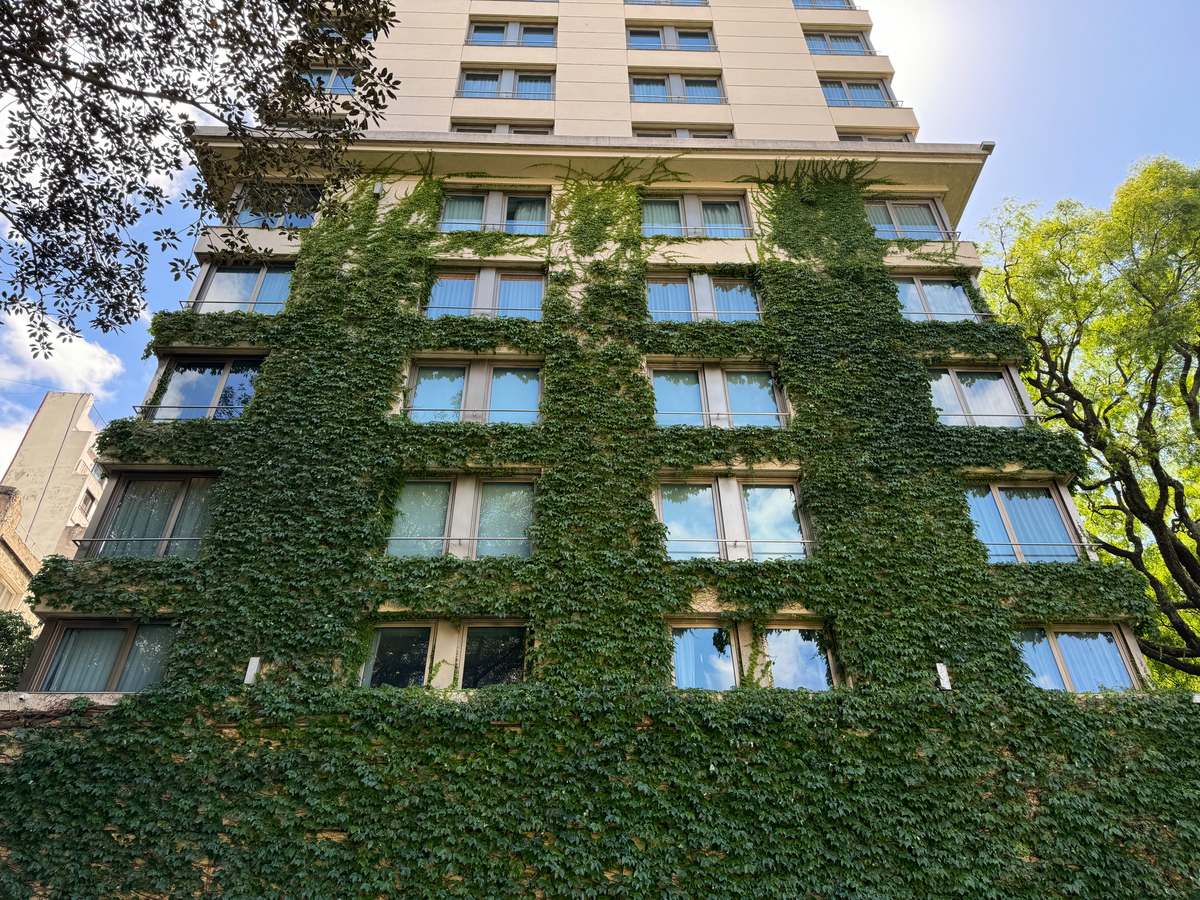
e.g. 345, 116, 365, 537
277, 186, 321, 228
726, 371, 781, 427
632, 77, 669, 101
893, 204, 942, 239
820, 80, 849, 105
673, 627, 735, 689
441, 195, 486, 232
521, 26, 555, 46
201, 267, 259, 312
648, 279, 693, 322
303, 68, 333, 91
678, 31, 712, 49
966, 486, 1016, 563
743, 485, 806, 560
830, 34, 865, 53
1056, 631, 1133, 692
516, 74, 553, 100
213, 361, 260, 420
42, 628, 126, 691
254, 266, 294, 314
920, 281, 976, 321
99, 480, 181, 558
1000, 487, 1076, 562
929, 369, 967, 425
505, 197, 547, 235
685, 79, 721, 104
661, 484, 719, 559
115, 624, 176, 692
462, 626, 526, 687
489, 368, 540, 425
629, 29, 662, 49
1015, 628, 1065, 690
330, 70, 355, 95
766, 629, 831, 690
155, 361, 225, 421
166, 477, 216, 559
642, 199, 683, 237
957, 371, 1023, 427
701, 201, 746, 238
428, 273, 476, 318
365, 627, 432, 688
389, 482, 451, 558
847, 82, 888, 107
472, 25, 506, 44
462, 73, 499, 98
497, 275, 543, 321
714, 280, 759, 321
865, 203, 897, 239
653, 370, 704, 426
409, 367, 465, 423
477, 482, 534, 558
893, 277, 926, 319
806, 34, 830, 53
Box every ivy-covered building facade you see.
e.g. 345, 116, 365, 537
3, 1, 1199, 897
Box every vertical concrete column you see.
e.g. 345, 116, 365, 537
716, 476, 751, 560
461, 361, 490, 424
682, 194, 705, 237
447, 475, 479, 558
692, 273, 717, 320
474, 268, 499, 315
702, 364, 731, 428
429, 620, 463, 688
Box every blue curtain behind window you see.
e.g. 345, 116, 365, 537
497, 276, 543, 320
1057, 632, 1132, 692
1001, 488, 1076, 562
1015, 628, 1065, 690
427, 274, 475, 318
966, 487, 1016, 562
648, 280, 692, 322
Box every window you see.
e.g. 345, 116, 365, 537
652, 365, 786, 427
387, 479, 535, 559
764, 628, 833, 690
627, 27, 714, 50
794, 0, 855, 7
424, 269, 544, 319
453, 123, 554, 135
0, 583, 15, 610
820, 80, 895, 108
646, 273, 759, 322
673, 625, 738, 689
647, 276, 693, 322
79, 491, 96, 517
967, 485, 1082, 563
1015, 627, 1138, 693
439, 192, 550, 236
88, 476, 216, 559
461, 625, 527, 687
627, 0, 708, 5
657, 478, 810, 560
235, 185, 322, 228
467, 22, 556, 47
714, 280, 759, 321
838, 133, 907, 142
36, 621, 176, 692
641, 196, 751, 238
144, 358, 262, 421
929, 369, 1028, 427
629, 74, 726, 104
894, 276, 983, 322
865, 201, 950, 241
804, 32, 870, 55
362, 626, 433, 688
302, 67, 355, 94
194, 264, 294, 314
458, 70, 556, 100
635, 127, 733, 139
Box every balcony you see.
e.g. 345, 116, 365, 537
456, 89, 555, 101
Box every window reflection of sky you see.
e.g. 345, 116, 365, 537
661, 484, 719, 559
654, 370, 704, 425
765, 629, 830, 690
744, 485, 805, 560
673, 627, 735, 689
411, 367, 465, 423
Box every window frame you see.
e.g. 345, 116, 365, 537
457, 620, 530, 688
895, 275, 986, 322
866, 199, 954, 241
626, 25, 716, 51
628, 72, 727, 104
387, 478, 457, 559
634, 127, 734, 139
641, 193, 752, 239
465, 21, 557, 48
712, 278, 762, 321
438, 192, 551, 235
191, 262, 296, 314
452, 123, 554, 135
969, 482, 1089, 563
82, 473, 218, 560
20, 617, 177, 694
1015, 624, 1146, 692
646, 272, 695, 321
469, 477, 537, 560
425, 267, 546, 319
930, 366, 1032, 427
755, 619, 839, 689
143, 356, 264, 421
803, 30, 872, 55
457, 69, 556, 100
302, 66, 356, 95
819, 78, 897, 108
402, 357, 545, 425
668, 617, 743, 689
359, 621, 438, 688
648, 360, 789, 428
233, 183, 323, 229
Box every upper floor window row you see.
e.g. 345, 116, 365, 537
659, 478, 812, 562
141, 357, 262, 422
1017, 627, 1139, 693
804, 31, 874, 55
820, 80, 900, 109
390, 478, 534, 560
467, 22, 556, 47
930, 368, 1031, 428
459, 70, 554, 100
453, 122, 552, 135
895, 276, 986, 322
631, 74, 725, 104
635, 127, 731, 139
627, 0, 708, 6
83, 475, 217, 561
628, 26, 715, 51
794, 0, 856, 8
235, 184, 322, 229
192, 264, 293, 315
643, 196, 751, 238
648, 274, 759, 322
839, 133, 909, 143
867, 200, 954, 241
674, 624, 832, 690
967, 484, 1086, 564
440, 191, 548, 235
427, 270, 543, 320
403, 359, 543, 425
653, 364, 787, 427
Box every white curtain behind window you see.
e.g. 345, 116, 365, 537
115, 625, 176, 691
42, 628, 125, 691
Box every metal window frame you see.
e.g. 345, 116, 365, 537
896, 275, 982, 322
425, 270, 479, 318
976, 482, 1085, 564
500, 193, 550, 234
457, 619, 531, 687
86, 474, 215, 560
360, 620, 439, 688
757, 619, 839, 688
656, 478, 729, 560
303, 66, 356, 95
711, 278, 762, 320
438, 191, 489, 231
514, 70, 556, 99
1017, 624, 1145, 692
492, 270, 546, 317
698, 195, 750, 237
626, 25, 715, 51
24, 617, 175, 693
932, 366, 1029, 427
667, 617, 743, 688
866, 198, 951, 240
469, 477, 538, 560
405, 360, 470, 422
649, 363, 710, 425
458, 70, 503, 99
388, 477, 458, 558
232, 182, 323, 228
482, 361, 545, 425
803, 30, 872, 55
720, 365, 788, 427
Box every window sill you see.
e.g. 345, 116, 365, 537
0, 691, 130, 712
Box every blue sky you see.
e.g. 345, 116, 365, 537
2, 0, 1198, 473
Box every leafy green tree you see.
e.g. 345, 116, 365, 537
0, 0, 399, 351
0, 610, 34, 691
981, 157, 1200, 685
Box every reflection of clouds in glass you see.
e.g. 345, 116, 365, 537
1015, 628, 1064, 690
673, 627, 735, 689
744, 485, 804, 560
765, 629, 830, 690
662, 484, 718, 558
726, 371, 779, 426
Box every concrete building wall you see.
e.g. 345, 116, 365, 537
0, 488, 39, 628
1, 393, 106, 562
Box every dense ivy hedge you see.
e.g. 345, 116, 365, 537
2, 168, 1198, 899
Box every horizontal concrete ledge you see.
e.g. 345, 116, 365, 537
0, 691, 127, 713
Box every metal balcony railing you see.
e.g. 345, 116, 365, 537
874, 227, 961, 241
627, 0, 708, 5
824, 97, 904, 108
655, 409, 790, 427
438, 220, 548, 234
902, 310, 995, 323
403, 407, 542, 422
455, 89, 555, 100
630, 93, 728, 104
134, 405, 245, 420
627, 41, 717, 51
794, 0, 858, 9
649, 310, 762, 322
665, 537, 817, 560
465, 38, 557, 47
641, 224, 756, 239
74, 537, 202, 557
808, 48, 879, 55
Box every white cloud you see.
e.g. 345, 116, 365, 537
0, 406, 34, 483
0, 313, 125, 400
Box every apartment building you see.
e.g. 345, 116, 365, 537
3, 2, 1187, 896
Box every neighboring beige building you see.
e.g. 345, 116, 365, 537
1, 392, 106, 564
0, 488, 40, 627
